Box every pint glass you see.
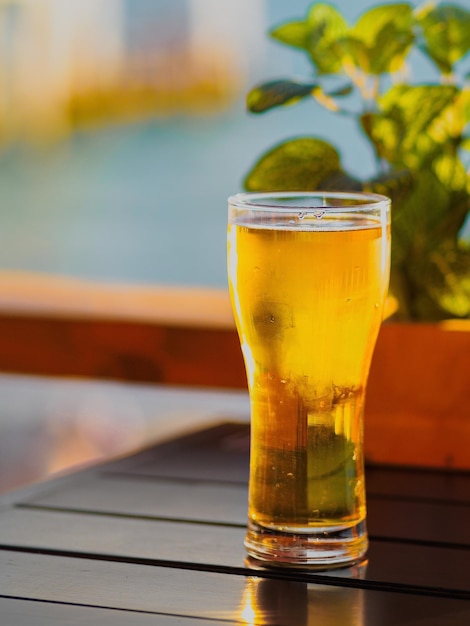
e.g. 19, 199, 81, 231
227, 192, 391, 568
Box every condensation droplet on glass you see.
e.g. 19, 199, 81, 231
375, 303, 379, 309
314, 210, 324, 219
298, 211, 306, 220
280, 378, 287, 385
346, 298, 351, 303
254, 266, 260, 272
269, 315, 275, 323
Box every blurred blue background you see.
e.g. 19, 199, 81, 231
0, 0, 445, 288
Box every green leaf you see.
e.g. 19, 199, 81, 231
362, 85, 459, 168
335, 35, 370, 70
270, 4, 349, 74
415, 3, 470, 74
247, 80, 317, 114
368, 22, 414, 74
360, 111, 403, 165
389, 170, 450, 266
348, 3, 414, 74
244, 137, 342, 192
246, 79, 353, 116
305, 3, 350, 74
270, 20, 309, 49
410, 240, 470, 319
428, 87, 470, 148
433, 153, 468, 193
306, 2, 349, 36
353, 3, 413, 47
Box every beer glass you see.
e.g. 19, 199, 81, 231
227, 191, 391, 568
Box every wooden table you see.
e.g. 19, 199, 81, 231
1, 393, 469, 625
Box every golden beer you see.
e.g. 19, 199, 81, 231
227, 193, 390, 567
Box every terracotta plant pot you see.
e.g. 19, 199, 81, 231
365, 321, 470, 470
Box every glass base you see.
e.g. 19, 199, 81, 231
244, 519, 368, 570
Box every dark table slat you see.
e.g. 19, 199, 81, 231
0, 597, 214, 626
0, 506, 247, 567
365, 466, 470, 504
0, 551, 251, 622
2, 551, 470, 626
19, 473, 470, 548
367, 498, 470, 548
20, 474, 249, 525
0, 507, 469, 598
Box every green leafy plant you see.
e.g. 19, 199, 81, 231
245, 1, 470, 321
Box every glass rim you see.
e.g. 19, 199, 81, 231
228, 191, 390, 213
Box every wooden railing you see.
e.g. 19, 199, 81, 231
0, 272, 244, 388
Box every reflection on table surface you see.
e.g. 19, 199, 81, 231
239, 576, 365, 626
